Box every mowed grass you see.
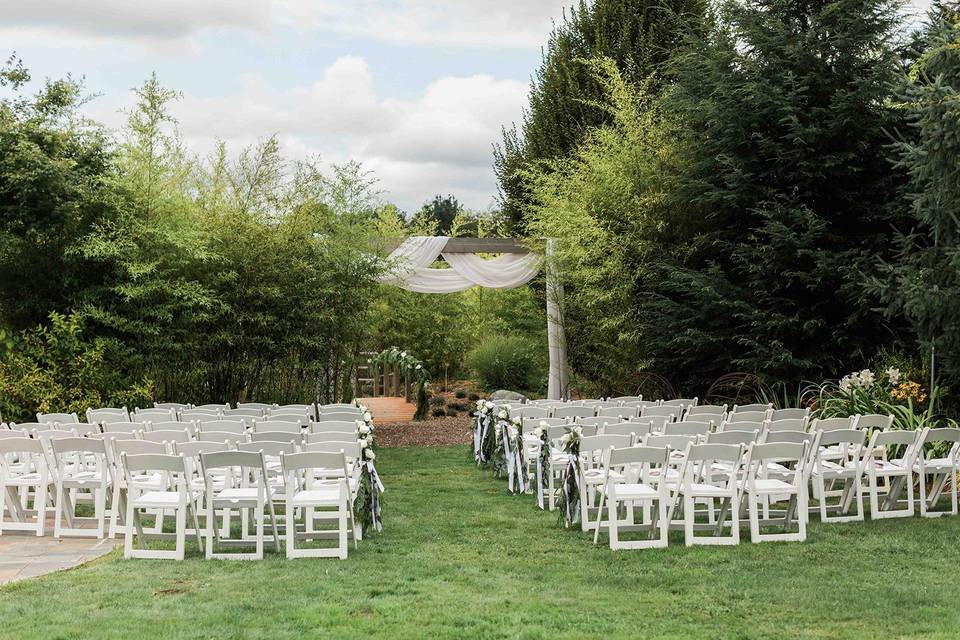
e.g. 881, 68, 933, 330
2, 445, 960, 639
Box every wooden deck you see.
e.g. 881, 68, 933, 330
357, 397, 416, 425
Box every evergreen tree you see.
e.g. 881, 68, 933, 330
864, 2, 960, 392
646, 0, 908, 387
410, 194, 461, 235
494, 0, 705, 231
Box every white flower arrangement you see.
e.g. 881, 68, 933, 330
886, 367, 901, 385
511, 415, 522, 426
497, 409, 508, 420
358, 424, 371, 436
364, 448, 376, 461
839, 368, 877, 392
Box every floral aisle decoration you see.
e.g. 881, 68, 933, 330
534, 421, 551, 509
355, 401, 375, 432
353, 427, 384, 533
368, 347, 431, 420
473, 399, 497, 464
500, 413, 528, 494
490, 404, 512, 477
557, 426, 583, 527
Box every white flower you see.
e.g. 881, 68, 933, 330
415, 364, 422, 370
560, 433, 572, 443
363, 411, 372, 422
358, 425, 371, 435
497, 410, 507, 419
886, 367, 901, 385
504, 404, 512, 411
358, 404, 368, 413
539, 420, 549, 429
858, 369, 875, 387
400, 351, 407, 358
511, 415, 522, 425
533, 426, 545, 437
355, 420, 366, 430
364, 449, 376, 461
476, 399, 484, 409
839, 374, 854, 393
358, 437, 369, 449
572, 426, 583, 437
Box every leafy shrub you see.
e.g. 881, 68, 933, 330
448, 401, 467, 412
466, 335, 545, 392
445, 407, 460, 417
468, 393, 480, 401
0, 312, 152, 422
431, 407, 446, 418
429, 395, 446, 407
454, 389, 467, 399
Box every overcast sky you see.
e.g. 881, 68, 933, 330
0, 0, 934, 213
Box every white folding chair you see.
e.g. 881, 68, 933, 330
0, 437, 51, 536
37, 412, 79, 425
310, 420, 360, 433
742, 441, 809, 543
597, 406, 639, 420
134, 408, 177, 423
122, 453, 202, 560
196, 419, 248, 434
684, 404, 728, 421
594, 445, 671, 550
676, 443, 744, 546
860, 429, 923, 519
770, 407, 809, 421
140, 429, 193, 445
200, 450, 280, 560
578, 434, 633, 532
154, 402, 192, 412
663, 421, 713, 437
811, 429, 865, 523
108, 439, 169, 538
916, 427, 960, 518
87, 407, 130, 425
281, 450, 355, 559
51, 437, 111, 539
254, 420, 302, 434
554, 406, 596, 420
731, 403, 772, 414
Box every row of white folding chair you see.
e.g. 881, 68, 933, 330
119, 447, 355, 560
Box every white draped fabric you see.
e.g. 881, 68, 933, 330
377, 236, 541, 293
376, 236, 568, 400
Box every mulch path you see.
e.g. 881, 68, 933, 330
376, 415, 473, 447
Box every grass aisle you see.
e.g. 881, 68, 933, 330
2, 445, 960, 639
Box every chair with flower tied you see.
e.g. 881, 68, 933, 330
578, 434, 635, 532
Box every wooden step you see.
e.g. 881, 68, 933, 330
357, 397, 416, 425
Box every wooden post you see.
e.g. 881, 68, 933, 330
392, 365, 400, 397
405, 374, 411, 403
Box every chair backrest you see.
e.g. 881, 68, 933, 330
517, 406, 550, 419
817, 428, 866, 449
223, 407, 265, 418
265, 413, 311, 427
719, 419, 764, 433
811, 416, 858, 431
150, 420, 195, 433
601, 422, 651, 438
122, 452, 187, 476
253, 420, 301, 434
102, 421, 146, 434
684, 404, 728, 420
706, 429, 759, 446
765, 417, 808, 432
114, 438, 169, 457
310, 420, 358, 433
87, 407, 129, 424
194, 403, 230, 411
770, 407, 809, 421
316, 412, 364, 423
140, 429, 193, 444
728, 410, 770, 423
607, 444, 668, 467
305, 431, 357, 444
639, 406, 677, 419
281, 450, 348, 478
320, 403, 360, 411
576, 417, 610, 428
196, 431, 245, 445
133, 408, 177, 423
644, 434, 698, 451
923, 427, 960, 447
196, 420, 247, 434
553, 406, 595, 420
621, 399, 660, 409
238, 402, 276, 411
866, 429, 923, 464
52, 436, 107, 456
250, 431, 302, 444
180, 409, 222, 421
660, 397, 698, 410
273, 403, 316, 419
684, 444, 743, 485
856, 413, 894, 431
154, 402, 192, 411
237, 440, 298, 458
732, 403, 772, 413
302, 441, 362, 459
746, 441, 807, 470
0, 436, 44, 456
663, 421, 713, 437
31, 429, 76, 451
596, 406, 638, 420
200, 451, 266, 480
7, 422, 47, 432
635, 415, 673, 433
69, 423, 100, 437
37, 412, 79, 425
0, 429, 27, 439
764, 430, 816, 446
609, 395, 642, 403
522, 417, 567, 429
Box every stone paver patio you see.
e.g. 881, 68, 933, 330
0, 527, 118, 585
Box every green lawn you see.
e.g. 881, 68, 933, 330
2, 445, 960, 639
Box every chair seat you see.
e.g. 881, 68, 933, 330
61, 471, 108, 486
132, 490, 201, 508
744, 478, 795, 494
814, 461, 858, 478
582, 469, 623, 485
682, 483, 735, 498
610, 483, 658, 500
916, 458, 956, 472
291, 488, 342, 507
213, 488, 261, 503
870, 460, 908, 474
4, 473, 46, 486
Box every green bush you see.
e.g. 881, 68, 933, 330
444, 407, 460, 417
429, 396, 446, 407
431, 407, 446, 418
454, 390, 467, 399
466, 335, 545, 392
468, 393, 480, 401
448, 401, 467, 412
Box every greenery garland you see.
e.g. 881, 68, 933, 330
353, 433, 383, 533
557, 426, 583, 527
534, 421, 552, 509
368, 347, 430, 420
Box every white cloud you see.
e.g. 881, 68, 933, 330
86, 56, 527, 212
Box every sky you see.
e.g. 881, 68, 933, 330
0, 0, 934, 213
